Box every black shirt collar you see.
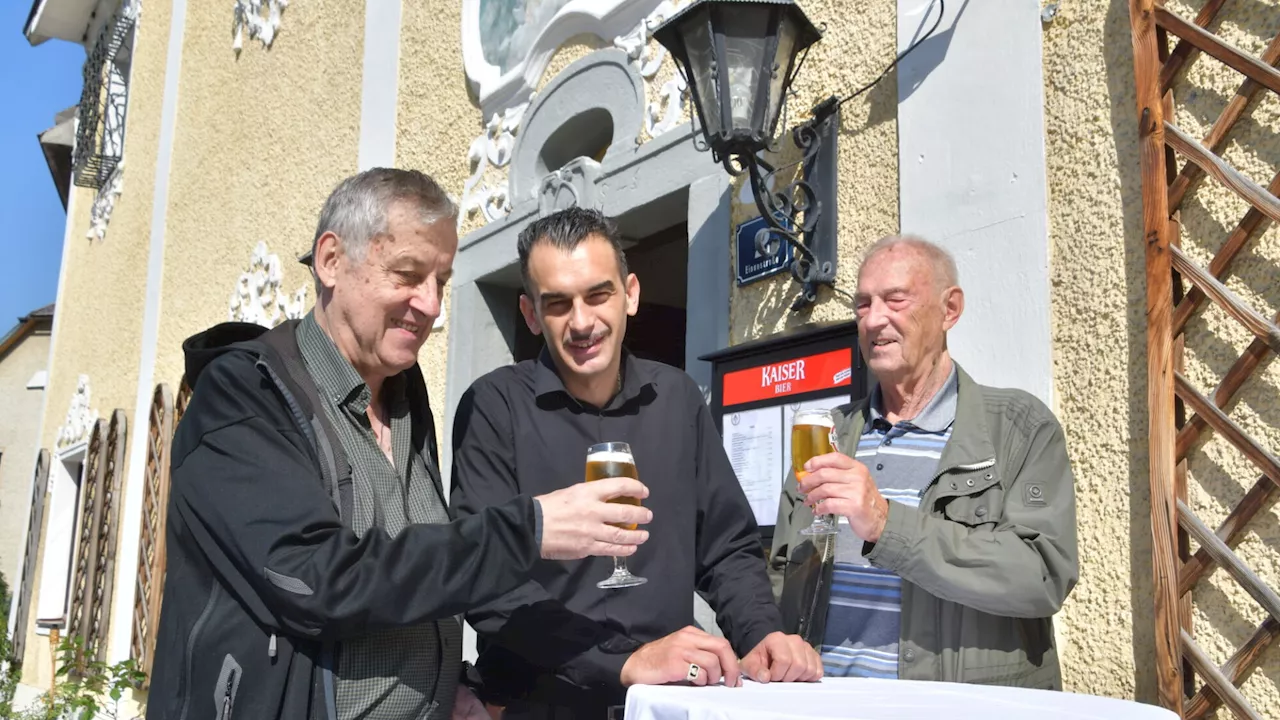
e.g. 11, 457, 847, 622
533, 345, 656, 411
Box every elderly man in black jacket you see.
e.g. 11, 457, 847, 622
146, 169, 651, 720
451, 208, 821, 719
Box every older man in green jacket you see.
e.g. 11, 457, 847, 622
771, 235, 1078, 689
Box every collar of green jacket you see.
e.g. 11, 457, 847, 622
840, 363, 996, 481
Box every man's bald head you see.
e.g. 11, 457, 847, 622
857, 235, 959, 293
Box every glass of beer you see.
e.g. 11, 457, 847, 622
586, 442, 648, 589
792, 408, 839, 536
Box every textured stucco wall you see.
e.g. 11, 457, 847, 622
154, 0, 366, 392
0, 329, 51, 593
151, 0, 362, 393
728, 0, 900, 342
1045, 0, 1280, 712
397, 0, 481, 434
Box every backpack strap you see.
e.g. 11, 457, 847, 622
254, 321, 355, 522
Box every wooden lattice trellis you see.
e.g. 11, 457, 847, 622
10, 449, 51, 666
1130, 2, 1280, 718
130, 384, 175, 684
65, 411, 127, 665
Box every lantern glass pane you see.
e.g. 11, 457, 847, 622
720, 10, 771, 133
681, 9, 721, 137
764, 14, 799, 137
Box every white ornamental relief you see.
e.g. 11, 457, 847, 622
86, 162, 124, 242
233, 0, 288, 50
458, 101, 530, 230
614, 1, 688, 138
228, 241, 308, 327
56, 375, 99, 451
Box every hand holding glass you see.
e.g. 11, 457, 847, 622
792, 409, 838, 536
586, 442, 648, 589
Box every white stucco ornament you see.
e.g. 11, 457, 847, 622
459, 101, 530, 230
87, 162, 125, 242
56, 375, 99, 451
614, 1, 688, 137
228, 241, 308, 327
233, 0, 289, 50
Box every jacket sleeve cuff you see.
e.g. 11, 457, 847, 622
532, 498, 544, 549
864, 500, 918, 572
571, 645, 634, 689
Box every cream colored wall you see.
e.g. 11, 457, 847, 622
1045, 0, 1280, 712
151, 0, 362, 393
397, 0, 481, 431
0, 329, 51, 591
728, 0, 900, 342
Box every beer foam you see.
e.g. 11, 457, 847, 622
587, 450, 635, 464
794, 414, 835, 429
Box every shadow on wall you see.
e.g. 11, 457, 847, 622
1101, 0, 1158, 702
1107, 0, 1280, 706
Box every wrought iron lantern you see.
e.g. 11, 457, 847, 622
655, 0, 836, 309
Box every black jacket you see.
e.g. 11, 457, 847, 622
147, 321, 543, 720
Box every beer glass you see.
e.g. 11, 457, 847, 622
792, 408, 839, 536
585, 442, 648, 589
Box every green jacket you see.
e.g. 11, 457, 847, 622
769, 365, 1078, 688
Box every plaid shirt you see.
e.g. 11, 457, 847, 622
297, 314, 462, 720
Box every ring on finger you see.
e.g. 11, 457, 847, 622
687, 663, 701, 682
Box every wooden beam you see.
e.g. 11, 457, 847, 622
1165, 121, 1280, 226
1186, 618, 1280, 719
1169, 245, 1280, 355
1177, 499, 1280, 621
1174, 373, 1280, 483
1176, 311, 1279, 458
1180, 629, 1263, 720
1159, 0, 1229, 90
1156, 7, 1280, 97
1172, 180, 1280, 336
1167, 32, 1280, 213
1179, 475, 1279, 596
1133, 0, 1183, 709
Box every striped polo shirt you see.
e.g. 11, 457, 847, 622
819, 365, 958, 678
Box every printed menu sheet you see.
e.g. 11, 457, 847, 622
722, 406, 784, 526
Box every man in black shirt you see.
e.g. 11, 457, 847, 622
451, 207, 821, 718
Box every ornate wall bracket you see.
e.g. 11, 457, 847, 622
228, 241, 308, 327
56, 375, 99, 451
86, 162, 125, 242
233, 0, 289, 50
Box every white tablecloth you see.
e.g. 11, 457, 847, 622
623, 678, 1178, 720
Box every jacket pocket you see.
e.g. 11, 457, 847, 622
216, 653, 242, 720
939, 478, 1004, 528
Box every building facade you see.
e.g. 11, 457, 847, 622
0, 305, 53, 612
5, 0, 1279, 716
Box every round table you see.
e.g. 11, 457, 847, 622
623, 678, 1178, 720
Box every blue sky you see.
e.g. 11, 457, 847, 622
0, 2, 85, 331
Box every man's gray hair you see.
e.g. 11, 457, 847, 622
311, 168, 458, 265
860, 234, 959, 290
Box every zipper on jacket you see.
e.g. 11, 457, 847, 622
221, 667, 237, 720
177, 584, 221, 720
268, 633, 277, 659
